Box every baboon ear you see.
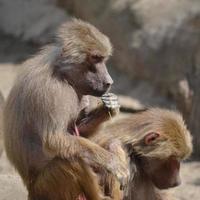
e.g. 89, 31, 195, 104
144, 132, 160, 145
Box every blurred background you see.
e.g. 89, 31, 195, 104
0, 0, 200, 199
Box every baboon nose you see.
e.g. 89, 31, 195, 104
103, 75, 113, 90
104, 81, 113, 90
171, 178, 181, 188
174, 179, 181, 187
105, 82, 112, 87
105, 78, 114, 87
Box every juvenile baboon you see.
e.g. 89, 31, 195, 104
3, 19, 128, 200
91, 108, 193, 200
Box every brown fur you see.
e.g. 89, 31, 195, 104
92, 108, 193, 200
3, 19, 126, 200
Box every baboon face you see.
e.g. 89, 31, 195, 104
53, 19, 114, 96
60, 54, 113, 97
141, 156, 181, 189
137, 131, 182, 189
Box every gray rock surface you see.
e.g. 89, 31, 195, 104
0, 0, 68, 43
0, 152, 27, 200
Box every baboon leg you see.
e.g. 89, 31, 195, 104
29, 158, 104, 200
108, 178, 121, 200
99, 172, 121, 200
97, 139, 127, 200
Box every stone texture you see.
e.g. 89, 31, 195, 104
0, 0, 68, 43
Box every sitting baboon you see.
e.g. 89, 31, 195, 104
91, 108, 193, 200
3, 19, 129, 200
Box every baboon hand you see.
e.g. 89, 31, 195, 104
101, 93, 120, 116
107, 154, 130, 189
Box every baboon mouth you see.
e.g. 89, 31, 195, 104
91, 89, 108, 97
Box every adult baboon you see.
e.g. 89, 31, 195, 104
3, 19, 128, 200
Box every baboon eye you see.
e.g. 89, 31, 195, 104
90, 55, 104, 64
88, 64, 96, 72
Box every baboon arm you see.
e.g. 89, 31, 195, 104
44, 132, 114, 168
77, 104, 111, 137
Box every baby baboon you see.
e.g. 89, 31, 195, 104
3, 19, 128, 200
92, 108, 193, 200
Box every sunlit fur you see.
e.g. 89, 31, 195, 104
57, 18, 112, 64
3, 19, 116, 200
94, 108, 192, 160
92, 108, 193, 200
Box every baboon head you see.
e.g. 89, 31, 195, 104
131, 108, 192, 189
54, 19, 113, 96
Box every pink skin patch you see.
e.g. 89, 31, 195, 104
76, 194, 87, 200
74, 123, 80, 136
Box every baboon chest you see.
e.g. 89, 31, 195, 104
67, 95, 89, 136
